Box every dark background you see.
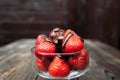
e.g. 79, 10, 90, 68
0, 0, 120, 49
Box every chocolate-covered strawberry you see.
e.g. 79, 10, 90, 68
49, 27, 65, 52
62, 29, 84, 53
35, 35, 56, 57
49, 27, 65, 43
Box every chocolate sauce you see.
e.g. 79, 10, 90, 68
55, 29, 65, 53
61, 55, 70, 60
49, 27, 65, 53
44, 37, 53, 43
56, 39, 63, 53
62, 32, 73, 48
53, 27, 60, 32
49, 27, 60, 39
60, 0, 63, 28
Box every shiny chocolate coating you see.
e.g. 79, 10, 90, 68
49, 27, 65, 53
49, 27, 65, 44
62, 32, 73, 48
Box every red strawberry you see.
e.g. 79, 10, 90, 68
36, 57, 50, 71
63, 29, 75, 38
68, 48, 89, 70
62, 29, 84, 53
35, 35, 56, 57
36, 34, 46, 45
48, 56, 70, 77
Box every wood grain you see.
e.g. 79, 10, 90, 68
0, 39, 120, 80
85, 40, 120, 79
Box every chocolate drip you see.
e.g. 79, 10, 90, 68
62, 32, 73, 48
53, 27, 60, 32
56, 39, 63, 53
49, 27, 65, 53
49, 28, 65, 41
49, 27, 60, 39
55, 29, 65, 53
44, 37, 53, 43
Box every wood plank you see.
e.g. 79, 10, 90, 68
0, 56, 35, 80
91, 40, 120, 58
0, 39, 36, 80
67, 0, 119, 48
80, 59, 108, 80
85, 40, 120, 79
0, 39, 35, 60
0, 0, 68, 22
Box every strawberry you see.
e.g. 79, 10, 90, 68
35, 35, 56, 57
62, 29, 84, 53
36, 57, 50, 71
63, 29, 75, 38
68, 48, 89, 70
36, 34, 46, 45
48, 56, 70, 77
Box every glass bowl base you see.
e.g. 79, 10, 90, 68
33, 65, 88, 80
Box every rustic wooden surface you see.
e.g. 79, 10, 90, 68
0, 39, 120, 80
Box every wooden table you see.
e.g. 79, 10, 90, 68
0, 39, 120, 80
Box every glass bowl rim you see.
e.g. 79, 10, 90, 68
31, 47, 88, 56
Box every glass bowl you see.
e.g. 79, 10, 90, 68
31, 47, 89, 80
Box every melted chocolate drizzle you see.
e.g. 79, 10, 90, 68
44, 37, 53, 43
49, 27, 65, 53
49, 27, 64, 40
55, 30, 65, 53
53, 27, 60, 32
62, 32, 73, 48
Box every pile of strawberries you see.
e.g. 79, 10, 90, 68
35, 27, 89, 77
